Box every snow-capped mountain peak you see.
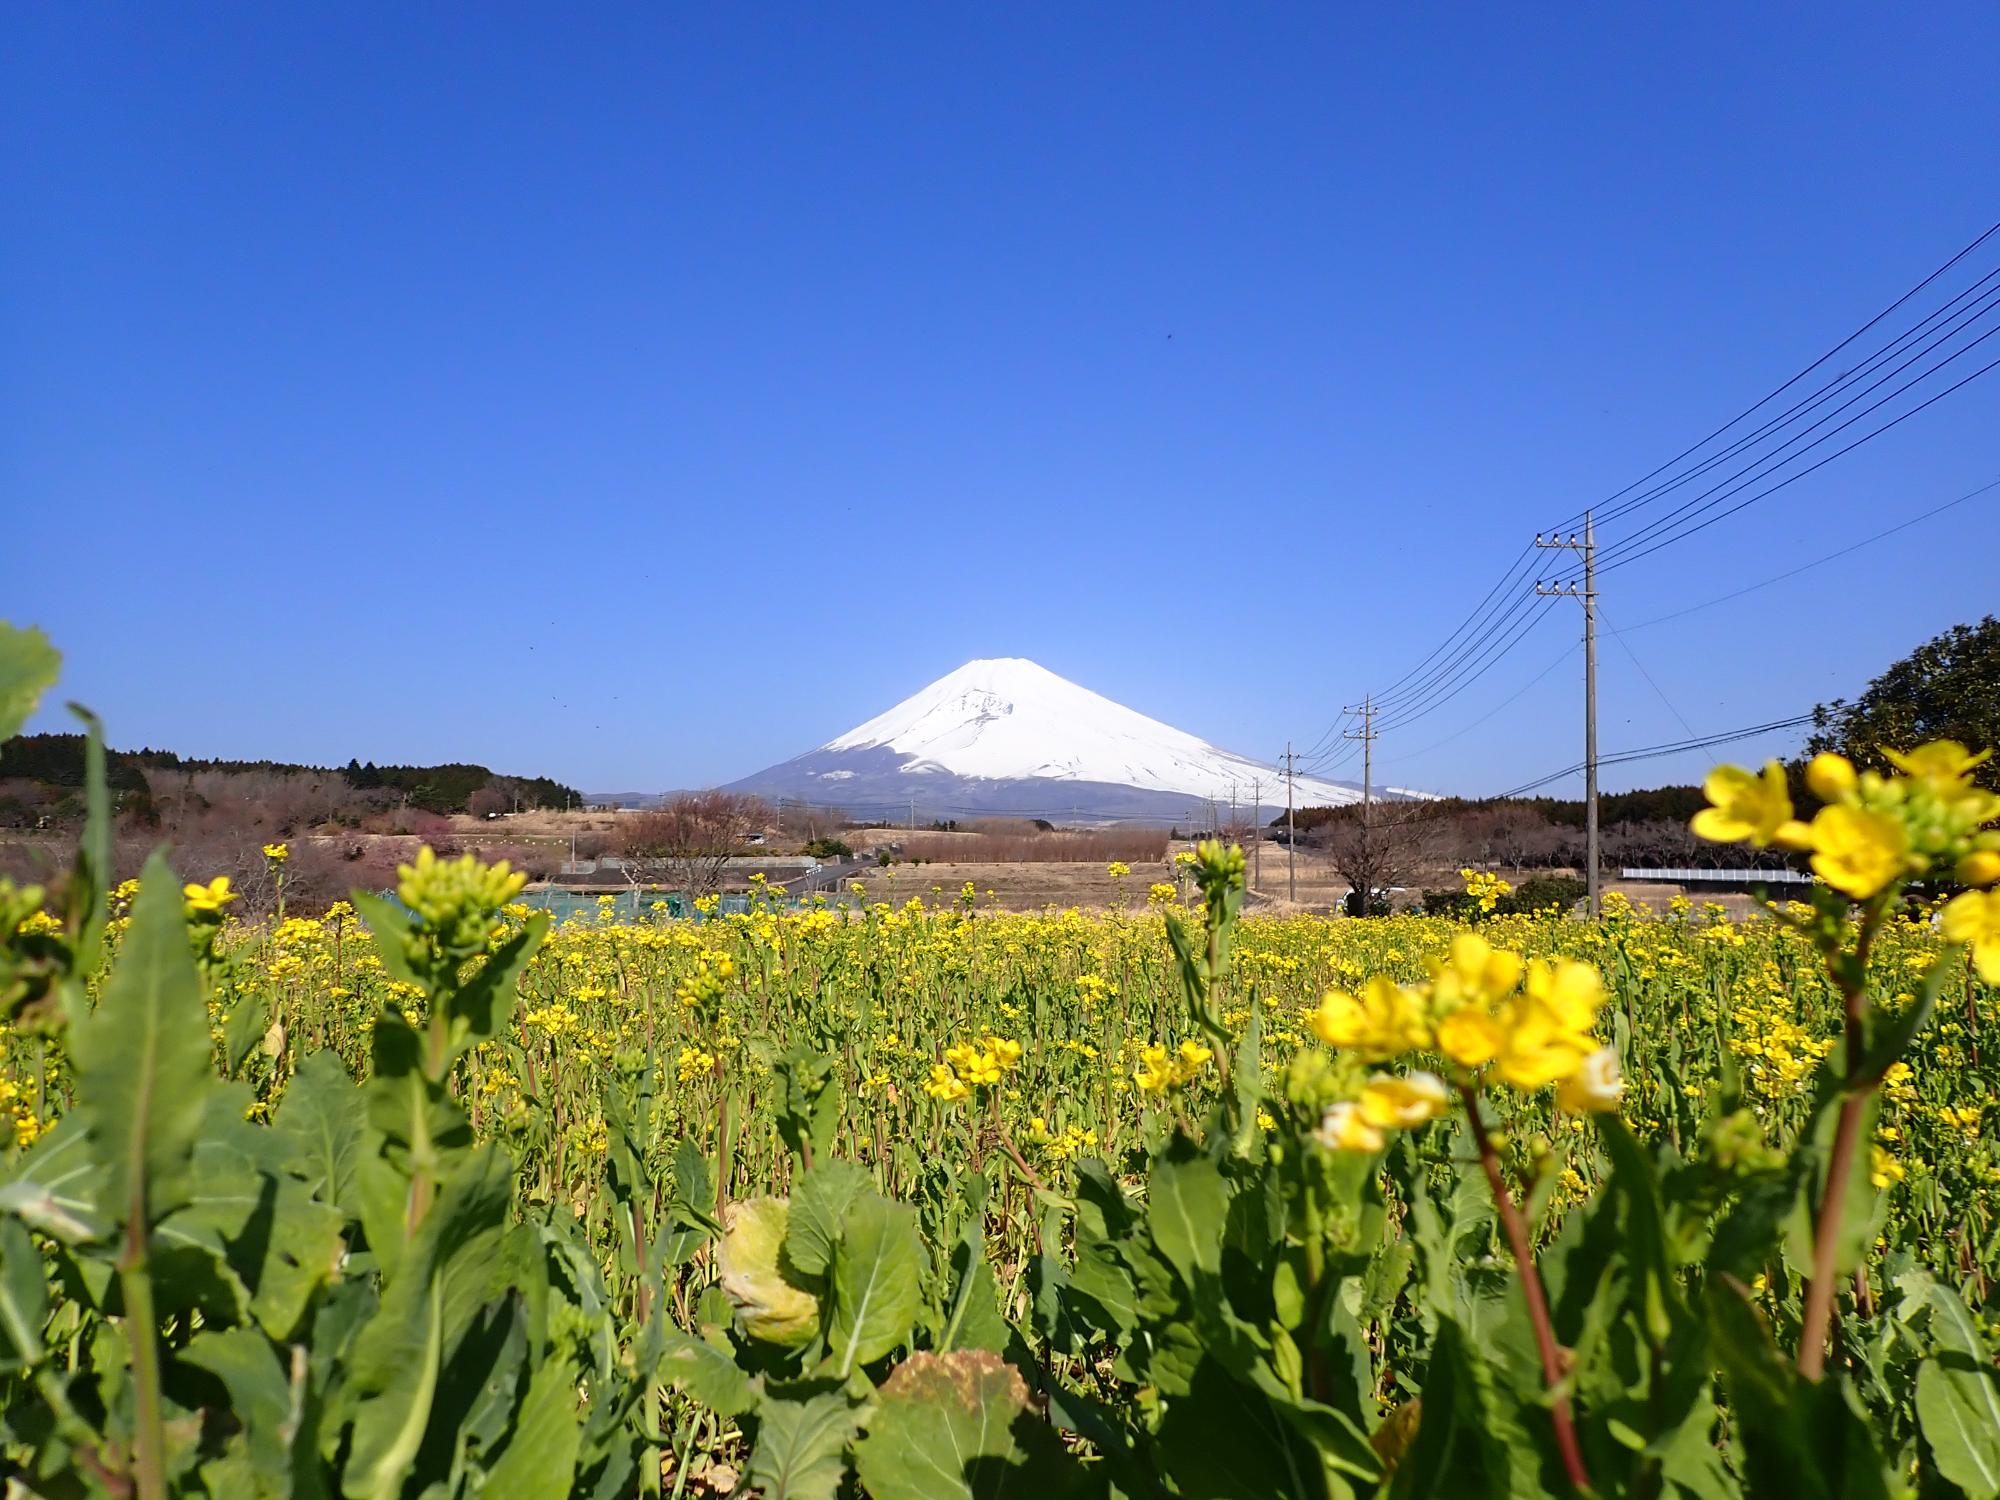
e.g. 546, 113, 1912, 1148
730, 658, 1378, 819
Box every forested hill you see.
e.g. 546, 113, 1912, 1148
0, 733, 579, 816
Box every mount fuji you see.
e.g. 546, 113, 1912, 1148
726, 658, 1409, 823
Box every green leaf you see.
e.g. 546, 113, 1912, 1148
246, 1176, 348, 1342
825, 1193, 924, 1377
349, 892, 422, 989
1387, 1317, 1544, 1500
0, 622, 60, 745
785, 1159, 873, 1282
71, 851, 215, 1230
1918, 1356, 2000, 1500
1146, 1156, 1227, 1286
719, 1197, 821, 1348
179, 1326, 294, 1478
1155, 1357, 1326, 1500
64, 706, 113, 982
0, 1217, 48, 1372
273, 1050, 366, 1208
0, 1115, 109, 1243
341, 1146, 513, 1500
449, 913, 549, 1057
853, 1349, 1075, 1500
1916, 1279, 2000, 1499
479, 1348, 583, 1498
660, 1329, 760, 1417
221, 988, 273, 1079
747, 1391, 861, 1500
1703, 1279, 1892, 1500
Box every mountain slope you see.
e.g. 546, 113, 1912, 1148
727, 658, 1392, 822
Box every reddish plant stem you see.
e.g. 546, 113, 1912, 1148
1798, 913, 1881, 1380
1459, 1085, 1593, 1494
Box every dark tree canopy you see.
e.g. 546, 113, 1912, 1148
1808, 615, 2000, 791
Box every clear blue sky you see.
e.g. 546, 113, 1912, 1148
6, 4, 1998, 798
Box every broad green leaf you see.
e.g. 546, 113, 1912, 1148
65, 705, 112, 981
1918, 1356, 2000, 1499
479, 1348, 583, 1498
719, 1197, 821, 1348
0, 1217, 48, 1371
660, 1329, 760, 1417
448, 913, 549, 1056
1703, 1279, 1892, 1500
747, 1391, 861, 1500
341, 1145, 513, 1500
826, 1193, 924, 1377
1065, 1240, 1137, 1340
1916, 1354, 2000, 1500
1386, 1317, 1543, 1500
1156, 1356, 1326, 1500
349, 892, 423, 988
785, 1159, 873, 1282
1147, 1156, 1226, 1286
0, 622, 59, 745
0, 1115, 109, 1243
853, 1349, 1074, 1500
179, 1326, 293, 1479
71, 851, 215, 1229
274, 1050, 366, 1208
246, 1177, 348, 1342
1916, 1279, 2000, 1499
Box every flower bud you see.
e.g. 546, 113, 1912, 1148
1805, 752, 1856, 802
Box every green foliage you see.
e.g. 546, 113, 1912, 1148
0, 623, 61, 747
1810, 615, 2000, 791
3, 645, 1998, 1498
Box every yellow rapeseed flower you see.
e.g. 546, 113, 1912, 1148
1356, 1070, 1449, 1129
1691, 761, 1810, 848
1309, 975, 1429, 1060
1940, 889, 2000, 983
183, 877, 237, 914
1807, 804, 1910, 899
1314, 1101, 1385, 1153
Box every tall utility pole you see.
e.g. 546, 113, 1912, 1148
1342, 695, 1377, 829
1341, 697, 1377, 914
1250, 776, 1262, 889
1536, 511, 1600, 916
1282, 743, 1297, 902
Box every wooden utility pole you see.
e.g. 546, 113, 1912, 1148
1537, 511, 1600, 915
1341, 697, 1377, 915
1282, 743, 1297, 902
1250, 776, 1262, 889
1342, 696, 1376, 828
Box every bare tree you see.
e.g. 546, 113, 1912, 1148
615, 791, 771, 900
1312, 803, 1445, 915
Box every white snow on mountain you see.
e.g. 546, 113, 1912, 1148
821, 658, 1366, 810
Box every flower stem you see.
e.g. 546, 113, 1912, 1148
1459, 1084, 1593, 1493
1797, 904, 1883, 1380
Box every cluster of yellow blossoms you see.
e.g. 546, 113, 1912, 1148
1694, 743, 2000, 899
924, 1034, 1024, 1102
1025, 1116, 1101, 1161
1460, 867, 1513, 913
1306, 930, 1623, 1149
1133, 1039, 1215, 1094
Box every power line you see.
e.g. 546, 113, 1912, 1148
1389, 642, 1579, 763
1619, 473, 2000, 632
1489, 714, 1815, 801
1354, 221, 2000, 723
1576, 299, 2000, 575
1569, 267, 2000, 540
1536, 217, 2000, 539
